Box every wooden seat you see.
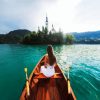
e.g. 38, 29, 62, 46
33, 73, 63, 79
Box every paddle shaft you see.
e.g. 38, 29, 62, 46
25, 68, 30, 96
67, 66, 71, 94
26, 80, 30, 96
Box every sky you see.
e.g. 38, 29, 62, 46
0, 0, 100, 34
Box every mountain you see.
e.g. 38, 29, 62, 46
7, 29, 31, 37
0, 29, 31, 43
71, 31, 100, 44
72, 31, 100, 39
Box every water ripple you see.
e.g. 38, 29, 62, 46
54, 44, 100, 100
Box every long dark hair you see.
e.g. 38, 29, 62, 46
47, 45, 56, 65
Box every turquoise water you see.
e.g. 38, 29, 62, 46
0, 44, 100, 100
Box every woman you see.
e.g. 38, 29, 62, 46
40, 45, 57, 77
45, 45, 57, 66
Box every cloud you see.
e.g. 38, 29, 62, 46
0, 0, 100, 34
0, 0, 51, 34
73, 0, 100, 32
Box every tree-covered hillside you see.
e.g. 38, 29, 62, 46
0, 28, 100, 44
0, 29, 31, 43
0, 28, 74, 44
72, 31, 100, 44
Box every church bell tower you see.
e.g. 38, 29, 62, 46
45, 14, 48, 33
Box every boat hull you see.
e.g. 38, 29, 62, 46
20, 55, 76, 100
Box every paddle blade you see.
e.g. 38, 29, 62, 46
24, 68, 27, 73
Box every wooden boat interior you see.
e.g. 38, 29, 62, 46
20, 56, 76, 100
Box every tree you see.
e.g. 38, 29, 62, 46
66, 34, 75, 44
22, 35, 31, 44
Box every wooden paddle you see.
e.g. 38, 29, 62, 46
66, 64, 71, 94
24, 68, 30, 96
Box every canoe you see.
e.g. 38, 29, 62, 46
20, 55, 76, 100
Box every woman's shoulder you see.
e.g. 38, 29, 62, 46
45, 54, 48, 56
44, 54, 49, 62
44, 54, 48, 58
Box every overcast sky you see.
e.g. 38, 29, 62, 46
0, 0, 100, 34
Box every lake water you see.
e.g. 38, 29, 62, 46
0, 44, 100, 100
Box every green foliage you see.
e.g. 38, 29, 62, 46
65, 34, 75, 44
0, 29, 31, 44
22, 27, 64, 44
